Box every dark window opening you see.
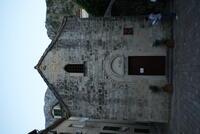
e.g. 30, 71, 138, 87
103, 126, 120, 131
64, 64, 84, 73
99, 133, 116, 134
54, 109, 61, 116
134, 128, 150, 133
103, 126, 129, 132
123, 28, 134, 35
75, 132, 83, 134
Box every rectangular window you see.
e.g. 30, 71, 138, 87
103, 126, 121, 131
134, 128, 150, 133
123, 28, 134, 35
103, 126, 129, 132
99, 132, 116, 134
54, 109, 61, 116
68, 124, 84, 128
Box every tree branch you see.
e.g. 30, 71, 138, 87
104, 0, 116, 17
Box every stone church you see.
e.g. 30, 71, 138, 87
36, 16, 171, 124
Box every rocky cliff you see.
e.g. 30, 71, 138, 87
44, 88, 58, 128
45, 0, 81, 40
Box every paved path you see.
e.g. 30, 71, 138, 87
169, 0, 200, 134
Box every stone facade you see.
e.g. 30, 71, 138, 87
37, 17, 171, 123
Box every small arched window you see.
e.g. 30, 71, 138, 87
64, 64, 84, 73
51, 104, 62, 119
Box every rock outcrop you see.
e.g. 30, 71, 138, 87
46, 0, 81, 40
44, 88, 58, 128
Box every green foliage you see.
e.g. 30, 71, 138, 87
46, 0, 54, 7
73, 0, 110, 16
73, 0, 167, 16
149, 85, 164, 92
153, 39, 169, 47
51, 21, 60, 29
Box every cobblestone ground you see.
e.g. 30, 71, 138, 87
169, 0, 200, 134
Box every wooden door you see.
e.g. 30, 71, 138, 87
128, 56, 165, 75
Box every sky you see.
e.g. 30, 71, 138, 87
0, 0, 51, 134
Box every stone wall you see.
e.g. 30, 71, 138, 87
39, 17, 171, 123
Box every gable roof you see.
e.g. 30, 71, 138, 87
35, 17, 71, 118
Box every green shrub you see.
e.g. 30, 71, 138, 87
73, 0, 110, 16
73, 0, 167, 16
149, 85, 163, 92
